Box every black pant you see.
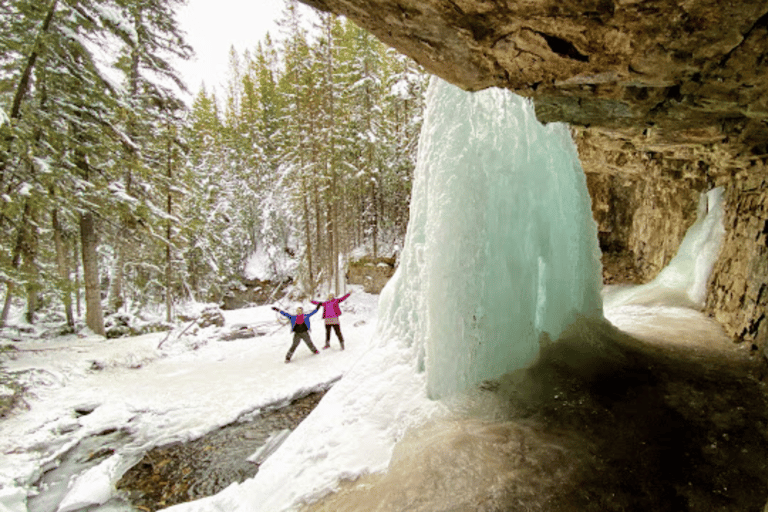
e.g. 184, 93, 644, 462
286, 331, 318, 360
325, 324, 344, 347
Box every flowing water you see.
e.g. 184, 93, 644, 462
25, 392, 327, 512
115, 391, 326, 511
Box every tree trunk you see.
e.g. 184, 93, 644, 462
314, 181, 324, 285
0, 283, 14, 328
9, 0, 58, 120
80, 211, 105, 336
107, 241, 125, 312
0, 201, 31, 326
73, 237, 82, 318
372, 180, 379, 259
22, 209, 39, 324
302, 175, 314, 296
165, 131, 173, 323
2, 0, 59, 184
52, 208, 75, 328
109, 17, 141, 314
324, 17, 340, 296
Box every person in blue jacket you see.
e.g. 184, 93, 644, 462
271, 304, 321, 363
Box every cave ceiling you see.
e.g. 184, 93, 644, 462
300, 0, 768, 177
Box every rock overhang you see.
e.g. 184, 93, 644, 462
299, 0, 768, 168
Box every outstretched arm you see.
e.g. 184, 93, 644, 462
307, 306, 321, 317
272, 306, 289, 318
310, 300, 321, 306
339, 292, 351, 302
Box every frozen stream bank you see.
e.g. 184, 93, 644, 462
116, 391, 327, 511
0, 292, 380, 512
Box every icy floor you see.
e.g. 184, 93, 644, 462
602, 284, 754, 370
0, 289, 378, 512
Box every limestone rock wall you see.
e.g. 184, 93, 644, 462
627, 178, 700, 279
301, 0, 768, 161
579, 128, 707, 282
586, 171, 701, 283
707, 169, 768, 349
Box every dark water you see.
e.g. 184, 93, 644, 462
115, 391, 326, 511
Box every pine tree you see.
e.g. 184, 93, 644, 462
179, 86, 224, 300
0, 0, 192, 331
277, 0, 317, 293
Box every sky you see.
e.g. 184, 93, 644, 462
175, 0, 286, 98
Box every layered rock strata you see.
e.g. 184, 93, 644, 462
707, 168, 767, 351
301, 0, 768, 160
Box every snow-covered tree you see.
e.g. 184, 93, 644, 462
0, 0, 192, 330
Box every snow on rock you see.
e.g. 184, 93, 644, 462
246, 429, 292, 465
0, 485, 27, 512
56, 455, 121, 512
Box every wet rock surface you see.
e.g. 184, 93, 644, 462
600, 251, 644, 285
519, 335, 768, 512
305, 325, 768, 512
116, 391, 326, 511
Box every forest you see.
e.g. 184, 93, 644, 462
0, 0, 428, 336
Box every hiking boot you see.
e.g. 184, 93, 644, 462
323, 344, 331, 350
313, 350, 320, 355
285, 357, 291, 363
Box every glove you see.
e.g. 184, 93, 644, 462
271, 306, 279, 312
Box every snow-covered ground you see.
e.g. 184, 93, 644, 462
0, 288, 379, 512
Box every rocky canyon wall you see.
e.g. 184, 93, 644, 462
579, 129, 705, 283
577, 126, 767, 348
707, 168, 767, 349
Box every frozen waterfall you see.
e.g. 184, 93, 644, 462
378, 77, 604, 399
604, 187, 725, 310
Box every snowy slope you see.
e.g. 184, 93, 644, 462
0, 289, 377, 512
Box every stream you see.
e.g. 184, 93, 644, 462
26, 391, 327, 512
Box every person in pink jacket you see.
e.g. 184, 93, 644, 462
311, 292, 351, 350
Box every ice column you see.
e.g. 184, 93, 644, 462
378, 78, 603, 399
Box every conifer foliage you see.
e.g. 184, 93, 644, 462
183, 3, 427, 298
0, 0, 426, 332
